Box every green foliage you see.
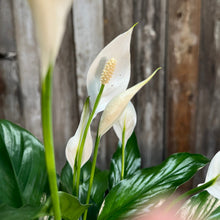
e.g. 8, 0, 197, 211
0, 120, 47, 207
180, 191, 220, 220
208, 206, 220, 220
98, 153, 209, 220
42, 191, 89, 220
60, 161, 109, 219
0, 204, 42, 220
109, 132, 141, 189
0, 120, 215, 220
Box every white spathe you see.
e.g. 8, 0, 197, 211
204, 151, 220, 199
113, 102, 137, 145
87, 27, 134, 116
99, 67, 161, 137
65, 99, 93, 171
28, 0, 73, 78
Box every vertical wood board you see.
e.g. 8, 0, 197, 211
166, 0, 201, 155
132, 0, 166, 167
12, 0, 42, 140
53, 14, 79, 171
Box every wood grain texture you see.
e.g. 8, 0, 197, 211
0, 0, 22, 125
73, 0, 104, 111
195, 0, 220, 158
0, 0, 16, 54
0, 60, 23, 125
52, 14, 79, 171
132, 0, 166, 167
166, 0, 201, 155
12, 0, 42, 140
103, 0, 134, 169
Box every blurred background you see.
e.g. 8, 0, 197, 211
0, 0, 219, 186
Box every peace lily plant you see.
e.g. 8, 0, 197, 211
0, 2, 220, 220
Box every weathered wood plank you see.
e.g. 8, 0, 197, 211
132, 0, 166, 167
0, 60, 23, 125
0, 0, 22, 125
73, 0, 104, 111
53, 14, 80, 171
195, 0, 220, 157
12, 0, 42, 140
103, 0, 134, 169
193, 0, 220, 185
72, 0, 106, 168
0, 0, 15, 53
166, 0, 201, 155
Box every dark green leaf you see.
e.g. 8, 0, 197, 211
0, 120, 47, 207
60, 162, 73, 194
98, 153, 209, 220
60, 161, 109, 220
0, 204, 41, 220
180, 191, 220, 220
80, 170, 109, 220
42, 191, 89, 220
60, 161, 99, 195
109, 132, 141, 189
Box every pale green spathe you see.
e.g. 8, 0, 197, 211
99, 67, 161, 137
65, 99, 93, 171
113, 102, 137, 146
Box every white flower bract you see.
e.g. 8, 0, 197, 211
98, 68, 161, 137
87, 27, 134, 116
65, 99, 93, 171
202, 151, 220, 199
113, 102, 137, 145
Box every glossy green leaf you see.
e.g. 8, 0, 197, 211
60, 161, 109, 204
43, 191, 89, 220
60, 162, 73, 194
0, 120, 47, 207
208, 206, 220, 220
98, 153, 209, 220
179, 191, 220, 220
0, 204, 42, 220
60, 161, 109, 220
60, 161, 97, 195
109, 132, 141, 189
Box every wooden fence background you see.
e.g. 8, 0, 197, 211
0, 0, 219, 184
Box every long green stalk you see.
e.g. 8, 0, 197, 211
121, 124, 126, 180
83, 133, 101, 220
41, 65, 61, 220
76, 84, 105, 196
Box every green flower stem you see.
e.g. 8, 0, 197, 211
121, 124, 126, 180
167, 176, 218, 211
83, 133, 101, 220
72, 158, 77, 195
41, 65, 61, 220
76, 84, 105, 197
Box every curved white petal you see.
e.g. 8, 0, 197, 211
113, 102, 137, 145
99, 68, 161, 136
65, 98, 93, 171
28, 0, 73, 78
87, 27, 134, 115
205, 151, 220, 199
65, 127, 93, 170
